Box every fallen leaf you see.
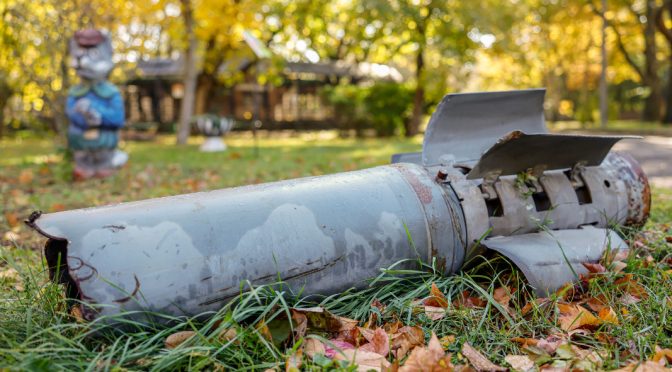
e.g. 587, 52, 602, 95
652, 346, 672, 363
324, 339, 355, 359
620, 293, 642, 305
454, 290, 486, 309
615, 274, 649, 300
334, 349, 390, 371
611, 261, 628, 273
359, 327, 389, 357
51, 203, 66, 212
298, 307, 358, 333
18, 169, 34, 185
390, 326, 425, 359
505, 355, 535, 371
609, 360, 668, 372
461, 342, 506, 371
424, 282, 449, 308
570, 345, 603, 366
494, 287, 512, 308
400, 332, 452, 372
285, 348, 302, 372
585, 294, 608, 313
219, 327, 237, 342
557, 303, 600, 331
304, 338, 326, 359
4, 212, 18, 228
511, 337, 561, 355
598, 307, 619, 325
256, 319, 273, 342
70, 306, 85, 323
582, 262, 606, 274
424, 305, 446, 320
165, 331, 196, 349
291, 309, 308, 340
521, 298, 551, 316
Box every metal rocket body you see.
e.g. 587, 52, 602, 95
28, 89, 650, 323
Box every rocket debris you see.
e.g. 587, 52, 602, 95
28, 89, 649, 323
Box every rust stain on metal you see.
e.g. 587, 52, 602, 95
112, 274, 141, 303
609, 152, 651, 227
392, 164, 433, 204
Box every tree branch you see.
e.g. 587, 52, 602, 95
655, 0, 672, 44
589, 1, 646, 82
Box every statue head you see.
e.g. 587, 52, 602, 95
69, 29, 114, 81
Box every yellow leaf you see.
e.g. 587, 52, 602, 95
598, 307, 619, 325
557, 304, 600, 331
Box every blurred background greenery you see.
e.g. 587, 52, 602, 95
2, 0, 672, 140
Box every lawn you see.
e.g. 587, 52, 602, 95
1, 134, 671, 371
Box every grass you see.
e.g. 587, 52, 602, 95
1, 133, 671, 370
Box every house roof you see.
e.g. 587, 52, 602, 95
129, 57, 403, 83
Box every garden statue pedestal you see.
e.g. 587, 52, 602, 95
66, 29, 127, 180
195, 114, 234, 152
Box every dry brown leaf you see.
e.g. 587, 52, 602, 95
425, 305, 447, 321
585, 294, 609, 313
598, 307, 619, 325
521, 298, 551, 316
285, 348, 302, 372
400, 332, 452, 372
570, 345, 603, 366
291, 307, 358, 336
652, 346, 672, 363
334, 349, 390, 371
18, 169, 34, 185
70, 306, 85, 323
494, 287, 511, 308
511, 337, 561, 355
505, 355, 535, 371
612, 261, 628, 273
582, 262, 607, 274
461, 342, 506, 371
291, 309, 308, 340
454, 290, 486, 309
390, 326, 425, 359
609, 360, 668, 372
165, 331, 196, 349
424, 282, 449, 308
615, 274, 649, 300
304, 338, 326, 359
256, 319, 273, 342
4, 212, 18, 228
557, 303, 600, 331
219, 328, 237, 342
51, 203, 66, 212
359, 327, 390, 357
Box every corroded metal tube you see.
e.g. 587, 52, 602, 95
29, 163, 465, 321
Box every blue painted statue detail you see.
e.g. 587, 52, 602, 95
66, 29, 128, 179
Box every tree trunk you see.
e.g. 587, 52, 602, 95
195, 73, 215, 115
643, 0, 662, 122
664, 61, 672, 123
407, 45, 424, 137
657, 0, 672, 123
177, 0, 198, 145
599, 0, 608, 128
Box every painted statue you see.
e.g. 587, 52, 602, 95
66, 29, 127, 179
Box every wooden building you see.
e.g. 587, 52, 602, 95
123, 57, 403, 131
